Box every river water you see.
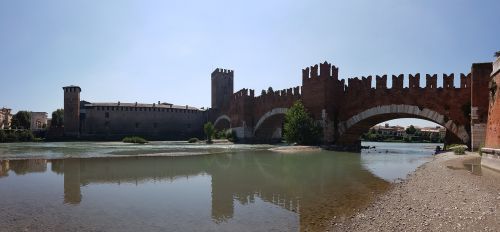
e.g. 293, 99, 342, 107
0, 142, 439, 232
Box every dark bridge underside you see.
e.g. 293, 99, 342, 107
214, 118, 230, 131
253, 114, 285, 143
336, 113, 464, 147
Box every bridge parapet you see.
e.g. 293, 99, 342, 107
344, 73, 471, 91
346, 76, 372, 91
233, 88, 254, 99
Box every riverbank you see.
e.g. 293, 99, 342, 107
268, 145, 321, 153
331, 152, 500, 231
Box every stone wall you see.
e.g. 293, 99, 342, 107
81, 105, 207, 140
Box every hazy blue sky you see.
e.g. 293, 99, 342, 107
0, 0, 498, 127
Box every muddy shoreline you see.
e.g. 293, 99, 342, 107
330, 152, 500, 231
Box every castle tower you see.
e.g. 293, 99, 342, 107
211, 68, 234, 109
63, 86, 81, 137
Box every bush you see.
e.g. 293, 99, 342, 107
188, 138, 199, 143
122, 136, 148, 144
18, 130, 34, 142
5, 132, 19, 142
226, 130, 238, 142
452, 146, 466, 155
447, 144, 466, 150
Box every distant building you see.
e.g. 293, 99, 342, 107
0, 108, 12, 129
30, 112, 48, 131
419, 126, 446, 140
371, 123, 406, 137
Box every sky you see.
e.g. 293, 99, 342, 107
0, 0, 499, 127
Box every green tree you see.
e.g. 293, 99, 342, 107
405, 125, 416, 135
51, 109, 64, 128
283, 101, 322, 145
11, 111, 31, 130
204, 122, 215, 143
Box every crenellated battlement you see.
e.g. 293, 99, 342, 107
302, 61, 339, 80
344, 73, 471, 91
376, 75, 388, 89
233, 88, 253, 99
211, 68, 234, 76
409, 73, 420, 89
426, 74, 438, 88
257, 86, 301, 98
347, 76, 372, 90
460, 73, 471, 88
443, 73, 454, 88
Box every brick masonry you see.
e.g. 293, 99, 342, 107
214, 61, 492, 149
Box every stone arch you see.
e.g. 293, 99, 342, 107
253, 108, 288, 134
337, 104, 469, 145
213, 115, 231, 130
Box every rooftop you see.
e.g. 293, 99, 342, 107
83, 102, 201, 111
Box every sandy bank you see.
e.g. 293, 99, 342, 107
331, 152, 500, 232
268, 145, 321, 153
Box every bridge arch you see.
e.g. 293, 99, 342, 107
253, 108, 288, 142
213, 115, 231, 130
337, 104, 469, 146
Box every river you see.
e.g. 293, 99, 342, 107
0, 142, 440, 232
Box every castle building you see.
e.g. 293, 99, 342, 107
0, 108, 12, 129
63, 68, 234, 140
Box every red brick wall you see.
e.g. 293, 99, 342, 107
214, 61, 489, 146
485, 58, 500, 148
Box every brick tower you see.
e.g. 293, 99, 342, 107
211, 68, 234, 110
63, 85, 81, 137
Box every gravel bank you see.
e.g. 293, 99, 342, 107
331, 152, 500, 232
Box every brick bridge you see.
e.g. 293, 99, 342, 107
210, 62, 492, 150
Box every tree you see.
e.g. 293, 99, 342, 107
283, 101, 322, 145
51, 109, 64, 128
495, 51, 500, 58
204, 122, 215, 143
405, 125, 416, 135
11, 111, 31, 130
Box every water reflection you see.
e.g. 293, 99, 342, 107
1, 151, 390, 231
0, 159, 47, 176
